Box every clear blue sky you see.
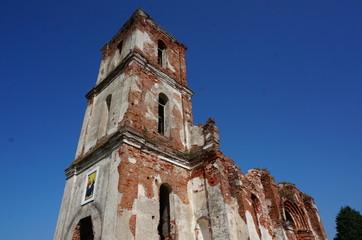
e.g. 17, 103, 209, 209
1, 0, 361, 239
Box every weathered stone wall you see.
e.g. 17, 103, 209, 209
75, 9, 193, 160
54, 152, 116, 240
97, 9, 187, 86
55, 8, 327, 240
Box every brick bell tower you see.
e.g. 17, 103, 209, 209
55, 8, 327, 240
54, 8, 202, 240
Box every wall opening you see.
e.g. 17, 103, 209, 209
117, 41, 123, 55
72, 216, 94, 240
158, 93, 168, 135
158, 40, 166, 68
283, 200, 308, 230
158, 184, 172, 240
97, 94, 112, 138
285, 210, 296, 229
282, 200, 314, 239
251, 194, 262, 238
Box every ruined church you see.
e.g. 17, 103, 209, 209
54, 9, 327, 240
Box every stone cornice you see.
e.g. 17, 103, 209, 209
85, 51, 193, 100
65, 128, 199, 179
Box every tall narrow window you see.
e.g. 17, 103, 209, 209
72, 216, 94, 240
284, 210, 296, 229
251, 194, 262, 238
158, 93, 168, 135
117, 41, 123, 55
158, 184, 172, 240
97, 94, 112, 138
158, 40, 166, 68
106, 94, 111, 110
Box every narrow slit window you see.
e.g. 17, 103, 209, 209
105, 94, 112, 110
158, 94, 168, 135
158, 184, 172, 240
117, 41, 123, 55
158, 40, 166, 67
251, 194, 262, 238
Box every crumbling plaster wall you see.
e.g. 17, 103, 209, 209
116, 144, 196, 240
58, 8, 327, 240
54, 152, 117, 240
76, 15, 192, 159
113, 144, 259, 240
75, 72, 131, 158
97, 9, 187, 87
121, 61, 191, 152
303, 196, 328, 240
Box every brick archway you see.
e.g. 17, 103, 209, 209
65, 204, 102, 240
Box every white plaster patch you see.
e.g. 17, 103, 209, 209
235, 180, 243, 186
190, 125, 205, 147
191, 177, 209, 219
133, 30, 153, 52
128, 157, 136, 164
130, 78, 142, 92
294, 194, 299, 201
144, 91, 157, 121
145, 106, 157, 121
172, 192, 195, 240
246, 211, 261, 240
314, 203, 321, 222
135, 183, 159, 240
260, 226, 272, 240
154, 83, 160, 90
138, 184, 146, 197
119, 75, 131, 123
224, 200, 250, 240
203, 143, 213, 150
167, 60, 176, 72
179, 128, 186, 147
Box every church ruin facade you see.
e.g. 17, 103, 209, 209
54, 9, 327, 240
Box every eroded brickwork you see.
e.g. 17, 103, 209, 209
55, 8, 327, 240
117, 144, 191, 214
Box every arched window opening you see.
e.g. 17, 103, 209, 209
283, 200, 309, 233
158, 184, 172, 240
251, 194, 262, 238
158, 93, 168, 135
73, 216, 94, 240
97, 94, 112, 138
196, 218, 212, 240
284, 210, 295, 229
158, 40, 166, 68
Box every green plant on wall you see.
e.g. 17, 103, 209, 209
278, 189, 295, 201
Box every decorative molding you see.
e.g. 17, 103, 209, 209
65, 129, 205, 178
85, 51, 193, 100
